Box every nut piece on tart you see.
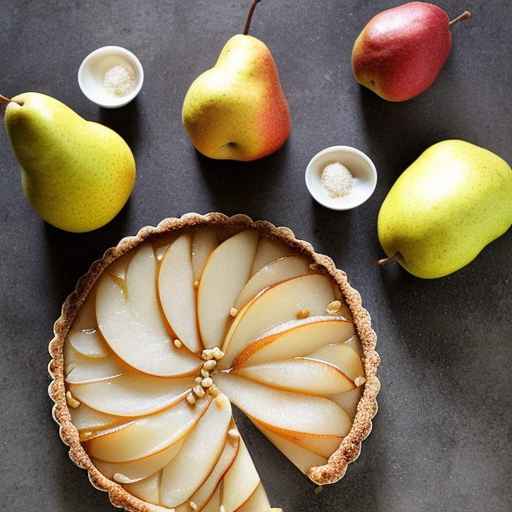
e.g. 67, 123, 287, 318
51, 215, 379, 512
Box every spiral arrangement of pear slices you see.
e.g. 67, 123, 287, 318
64, 227, 366, 511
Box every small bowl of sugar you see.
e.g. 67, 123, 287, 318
78, 46, 143, 108
305, 145, 377, 210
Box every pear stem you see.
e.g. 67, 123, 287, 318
449, 10, 472, 28
243, 0, 261, 35
377, 253, 401, 267
0, 94, 12, 105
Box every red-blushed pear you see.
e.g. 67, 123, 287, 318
351, 3, 471, 102
182, 0, 291, 161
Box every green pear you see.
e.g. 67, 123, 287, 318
4, 93, 136, 233
378, 140, 512, 278
182, 0, 291, 161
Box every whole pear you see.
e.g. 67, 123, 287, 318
4, 93, 136, 232
182, 0, 291, 161
378, 140, 512, 278
352, 2, 471, 102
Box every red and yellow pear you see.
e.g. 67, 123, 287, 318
352, 2, 471, 102
182, 0, 291, 161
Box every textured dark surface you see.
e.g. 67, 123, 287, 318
0, 1, 511, 511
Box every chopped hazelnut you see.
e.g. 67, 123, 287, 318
193, 385, 206, 398
173, 338, 183, 349
203, 359, 217, 371
228, 428, 240, 439
355, 376, 366, 387
201, 377, 213, 388
326, 300, 342, 315
211, 347, 224, 360
229, 307, 239, 317
207, 385, 220, 398
186, 393, 196, 406
296, 308, 310, 319
66, 391, 81, 409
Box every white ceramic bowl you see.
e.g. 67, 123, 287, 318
305, 146, 377, 210
78, 46, 143, 108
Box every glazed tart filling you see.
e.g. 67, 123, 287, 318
62, 225, 369, 511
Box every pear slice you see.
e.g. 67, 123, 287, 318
107, 253, 133, 283
221, 439, 260, 512
94, 438, 184, 484
233, 316, 354, 369
345, 335, 363, 356
159, 234, 201, 353
68, 291, 108, 359
86, 396, 209, 462
308, 344, 364, 382
64, 345, 123, 384
237, 484, 271, 512
221, 274, 337, 369
70, 404, 124, 432
280, 431, 340, 458
215, 373, 350, 438
192, 228, 218, 281
330, 387, 363, 419
255, 422, 327, 475
202, 485, 221, 512
251, 238, 292, 275
69, 373, 193, 417
235, 256, 310, 309
124, 471, 161, 505
198, 230, 259, 349
175, 426, 240, 512
96, 243, 200, 377
235, 357, 354, 395
160, 394, 232, 507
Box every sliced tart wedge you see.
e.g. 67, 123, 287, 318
235, 255, 310, 309
175, 423, 240, 512
191, 227, 218, 281
64, 344, 123, 385
215, 373, 351, 439
237, 484, 272, 512
235, 357, 355, 395
308, 343, 365, 382
67, 290, 108, 358
221, 274, 338, 369
159, 234, 202, 353
221, 438, 261, 512
330, 387, 364, 419
160, 394, 232, 508
70, 404, 126, 434
124, 471, 161, 505
93, 438, 184, 484
85, 397, 209, 462
233, 316, 354, 369
251, 237, 293, 275
69, 373, 193, 417
96, 243, 200, 377
198, 230, 259, 349
255, 421, 327, 475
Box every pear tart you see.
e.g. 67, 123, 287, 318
49, 213, 380, 512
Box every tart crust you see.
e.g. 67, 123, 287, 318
49, 212, 381, 511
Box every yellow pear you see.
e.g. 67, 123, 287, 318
378, 140, 512, 278
3, 92, 136, 233
182, 0, 291, 161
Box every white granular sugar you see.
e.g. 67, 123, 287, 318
320, 162, 354, 198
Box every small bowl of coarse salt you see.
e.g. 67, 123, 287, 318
78, 46, 143, 108
305, 146, 377, 210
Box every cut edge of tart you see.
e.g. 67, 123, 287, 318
48, 212, 380, 512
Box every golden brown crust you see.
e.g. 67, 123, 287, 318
48, 212, 381, 510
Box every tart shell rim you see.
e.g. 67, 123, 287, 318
48, 212, 381, 512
